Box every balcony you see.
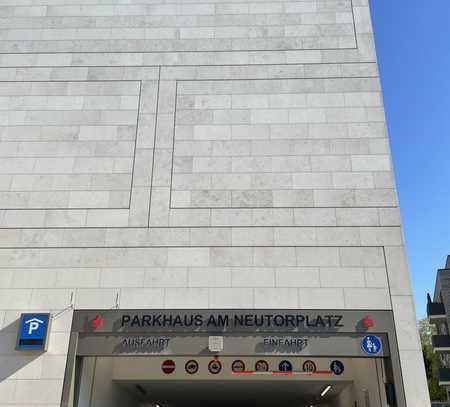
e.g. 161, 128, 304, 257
433, 335, 450, 352
428, 301, 447, 324
439, 368, 450, 386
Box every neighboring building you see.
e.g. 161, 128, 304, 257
428, 256, 450, 399
0, 0, 430, 406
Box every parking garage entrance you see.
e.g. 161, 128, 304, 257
60, 310, 406, 407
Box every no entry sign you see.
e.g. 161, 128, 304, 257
162, 359, 176, 374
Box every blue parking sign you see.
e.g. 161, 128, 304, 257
16, 313, 51, 351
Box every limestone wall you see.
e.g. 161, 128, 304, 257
0, 0, 430, 406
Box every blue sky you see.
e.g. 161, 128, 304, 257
369, 1, 450, 317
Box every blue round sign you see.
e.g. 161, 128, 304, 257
330, 360, 345, 375
361, 335, 382, 355
278, 360, 293, 372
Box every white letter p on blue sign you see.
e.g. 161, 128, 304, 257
27, 319, 43, 335
16, 314, 50, 351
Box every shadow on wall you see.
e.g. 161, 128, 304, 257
0, 318, 42, 382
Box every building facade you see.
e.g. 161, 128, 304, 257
0, 0, 430, 406
428, 256, 450, 400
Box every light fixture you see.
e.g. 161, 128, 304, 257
208, 336, 224, 352
320, 385, 332, 397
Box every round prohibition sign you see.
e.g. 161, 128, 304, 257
255, 360, 269, 372
208, 359, 222, 375
231, 360, 246, 373
185, 360, 199, 375
161, 359, 176, 374
302, 360, 317, 373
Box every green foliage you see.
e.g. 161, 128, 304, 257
418, 317, 448, 401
